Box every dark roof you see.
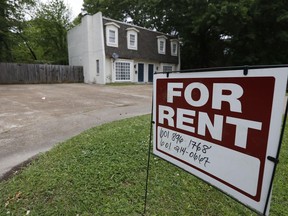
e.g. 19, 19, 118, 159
103, 18, 179, 64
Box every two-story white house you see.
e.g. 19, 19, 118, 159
67, 12, 180, 84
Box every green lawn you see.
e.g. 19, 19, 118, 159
0, 115, 287, 215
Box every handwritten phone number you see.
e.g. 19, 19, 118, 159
159, 137, 212, 167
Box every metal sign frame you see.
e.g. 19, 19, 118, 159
151, 65, 288, 215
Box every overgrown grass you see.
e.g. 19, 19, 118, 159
0, 115, 287, 215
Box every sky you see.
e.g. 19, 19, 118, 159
65, 0, 83, 19
40, 0, 83, 19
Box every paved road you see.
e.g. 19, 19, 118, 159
0, 84, 152, 179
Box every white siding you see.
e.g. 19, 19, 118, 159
105, 58, 113, 83
68, 12, 181, 84
133, 60, 160, 82
67, 12, 106, 84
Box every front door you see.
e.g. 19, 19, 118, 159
148, 64, 154, 82
138, 63, 144, 82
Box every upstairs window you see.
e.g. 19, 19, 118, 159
130, 34, 136, 47
109, 30, 116, 44
157, 35, 167, 54
160, 41, 164, 52
170, 39, 178, 56
126, 27, 139, 50
105, 22, 120, 47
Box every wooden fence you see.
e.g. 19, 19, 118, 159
0, 63, 84, 84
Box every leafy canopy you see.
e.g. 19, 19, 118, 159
1, 0, 72, 64
83, 0, 288, 68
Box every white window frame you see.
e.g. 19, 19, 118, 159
105, 22, 120, 47
128, 33, 137, 50
170, 40, 178, 56
157, 35, 167, 54
109, 30, 116, 44
114, 60, 133, 82
163, 65, 173, 72
126, 27, 139, 50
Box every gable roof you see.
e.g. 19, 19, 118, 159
103, 18, 179, 64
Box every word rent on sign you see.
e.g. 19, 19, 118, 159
153, 67, 288, 215
160, 82, 262, 149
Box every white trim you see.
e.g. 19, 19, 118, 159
157, 35, 168, 40
99, 13, 106, 84
157, 37, 166, 54
113, 59, 133, 82
104, 22, 120, 29
127, 30, 138, 50
126, 27, 139, 33
170, 40, 178, 56
105, 24, 119, 47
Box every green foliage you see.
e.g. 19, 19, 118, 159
83, 0, 137, 22
164, 0, 257, 68
0, 0, 71, 64
245, 0, 288, 65
0, 0, 35, 62
82, 0, 173, 31
82, 0, 288, 69
0, 0, 12, 61
3, 0, 288, 67
28, 0, 72, 64
0, 115, 287, 215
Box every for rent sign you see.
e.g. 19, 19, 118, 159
153, 67, 288, 215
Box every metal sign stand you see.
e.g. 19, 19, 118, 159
143, 66, 288, 215
143, 90, 154, 215
263, 94, 288, 216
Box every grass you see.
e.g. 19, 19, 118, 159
0, 115, 287, 215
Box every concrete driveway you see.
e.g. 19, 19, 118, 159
0, 84, 152, 179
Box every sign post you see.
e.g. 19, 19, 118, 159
152, 66, 288, 215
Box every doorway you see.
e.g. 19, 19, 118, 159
148, 64, 154, 82
138, 63, 144, 82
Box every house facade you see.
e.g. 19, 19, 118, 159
67, 12, 180, 84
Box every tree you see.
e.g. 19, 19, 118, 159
175, 0, 255, 68
0, 0, 35, 62
81, 0, 251, 68
0, 0, 12, 61
244, 0, 288, 65
82, 0, 171, 31
24, 0, 72, 64
83, 0, 129, 21
81, 0, 288, 69
0, 0, 72, 64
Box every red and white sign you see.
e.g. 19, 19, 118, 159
153, 67, 288, 215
